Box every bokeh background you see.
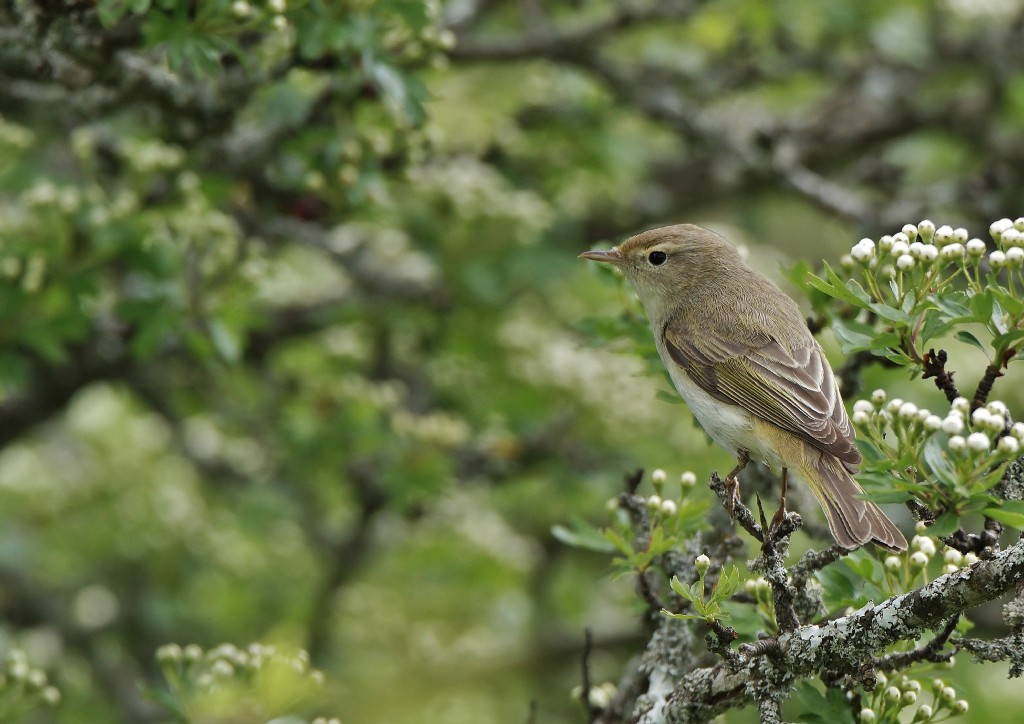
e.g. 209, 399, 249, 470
1, 0, 1023, 721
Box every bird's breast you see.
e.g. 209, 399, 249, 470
657, 345, 781, 468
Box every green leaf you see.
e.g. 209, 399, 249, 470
831, 317, 879, 353
954, 330, 985, 352
869, 302, 912, 325
551, 517, 616, 552
983, 501, 1024, 528
970, 291, 994, 324
923, 436, 959, 488
806, 264, 870, 308
928, 511, 960, 536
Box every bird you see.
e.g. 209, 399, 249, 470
580, 224, 907, 551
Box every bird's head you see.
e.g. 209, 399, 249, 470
579, 224, 741, 321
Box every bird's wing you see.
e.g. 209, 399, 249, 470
662, 318, 860, 468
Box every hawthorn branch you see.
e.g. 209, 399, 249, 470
657, 539, 1024, 721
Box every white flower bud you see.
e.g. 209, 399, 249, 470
910, 551, 929, 567
954, 227, 968, 242
902, 690, 918, 705
951, 397, 970, 414
909, 241, 926, 259
902, 223, 919, 240
971, 408, 992, 427
905, 680, 922, 693
1011, 422, 1024, 440
232, 0, 252, 17
964, 552, 979, 565
872, 389, 887, 405
755, 577, 771, 595
944, 548, 963, 564
1007, 246, 1024, 266
680, 471, 697, 487
1005, 229, 1024, 248
999, 435, 1019, 454
660, 499, 678, 516
942, 563, 959, 574
924, 415, 942, 431
269, 0, 286, 11
940, 243, 965, 261
881, 264, 896, 280
896, 254, 915, 271
990, 250, 1007, 269
966, 238, 987, 256
744, 578, 757, 592
853, 400, 874, 415
878, 235, 895, 252
948, 435, 966, 451
852, 410, 870, 426
915, 520, 928, 534
860, 708, 877, 722
953, 699, 969, 714
931, 678, 945, 692
694, 554, 711, 575
588, 685, 611, 708
898, 402, 919, 419
967, 432, 990, 451
916, 408, 931, 421
851, 240, 875, 262
914, 705, 933, 721
987, 400, 1008, 417
652, 469, 667, 485
840, 254, 855, 269
887, 398, 905, 414
646, 495, 662, 509
605, 497, 619, 512
941, 686, 956, 701
990, 218, 1013, 239
941, 416, 964, 435
912, 535, 937, 555
891, 240, 910, 257
920, 244, 938, 262
917, 219, 936, 240
884, 555, 901, 571
934, 225, 954, 246
885, 685, 902, 701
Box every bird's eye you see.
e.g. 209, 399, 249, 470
648, 251, 667, 266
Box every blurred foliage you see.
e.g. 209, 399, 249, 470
0, 0, 1023, 722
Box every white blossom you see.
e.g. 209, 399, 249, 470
948, 435, 966, 451
951, 397, 970, 414
998, 435, 1019, 454
917, 219, 936, 240
923, 414, 942, 431
966, 238, 987, 256
934, 224, 954, 245
990, 250, 1007, 269
966, 432, 990, 451
896, 254, 915, 271
941, 415, 964, 435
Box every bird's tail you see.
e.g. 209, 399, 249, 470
800, 451, 908, 552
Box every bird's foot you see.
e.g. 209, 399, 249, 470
724, 450, 750, 520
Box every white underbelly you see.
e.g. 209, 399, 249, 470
659, 346, 780, 468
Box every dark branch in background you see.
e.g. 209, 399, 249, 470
972, 356, 1011, 412
922, 348, 961, 404
580, 628, 601, 722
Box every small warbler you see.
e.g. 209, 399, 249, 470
581, 224, 907, 551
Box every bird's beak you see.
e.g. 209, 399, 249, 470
578, 247, 623, 265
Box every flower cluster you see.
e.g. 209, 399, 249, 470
843, 220, 982, 274
851, 390, 1019, 513
0, 649, 60, 717
859, 672, 968, 722
883, 525, 979, 585
156, 642, 332, 718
